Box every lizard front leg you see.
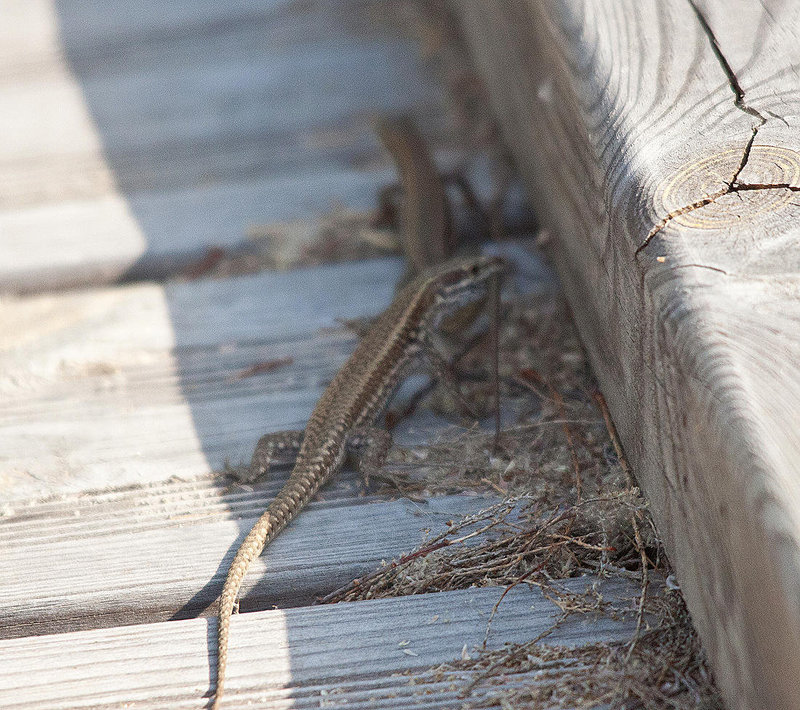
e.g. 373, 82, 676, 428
240, 429, 305, 483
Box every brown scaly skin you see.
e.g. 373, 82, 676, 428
376, 115, 489, 339
211, 255, 505, 708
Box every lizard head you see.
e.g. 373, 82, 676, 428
389, 255, 506, 336
427, 255, 506, 309
404, 255, 507, 336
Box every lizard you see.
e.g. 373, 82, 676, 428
375, 115, 496, 418
211, 254, 506, 708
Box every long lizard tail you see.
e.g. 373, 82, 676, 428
211, 483, 314, 709
212, 510, 271, 709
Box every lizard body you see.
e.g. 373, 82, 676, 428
212, 255, 505, 708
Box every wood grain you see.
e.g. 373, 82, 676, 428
0, 481, 498, 639
452, 1, 800, 708
0, 0, 444, 292
0, 258, 400, 501
0, 579, 645, 708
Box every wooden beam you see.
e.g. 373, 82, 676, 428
0, 580, 644, 708
452, 1, 800, 708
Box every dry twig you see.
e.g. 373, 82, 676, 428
317, 288, 720, 707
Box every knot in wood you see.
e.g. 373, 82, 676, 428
658, 146, 800, 230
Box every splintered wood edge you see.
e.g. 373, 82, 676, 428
451, 1, 800, 708
0, 579, 648, 708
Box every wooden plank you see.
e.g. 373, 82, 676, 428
0, 258, 401, 500
0, 579, 645, 709
0, 244, 545, 502
0, 481, 497, 638
0, 0, 447, 292
452, 1, 800, 709
0, 170, 395, 292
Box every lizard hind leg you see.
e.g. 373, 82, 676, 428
346, 427, 393, 486
244, 429, 305, 483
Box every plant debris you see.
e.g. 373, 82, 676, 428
320, 290, 723, 708
440, 591, 723, 710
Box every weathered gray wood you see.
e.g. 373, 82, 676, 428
0, 579, 645, 709
0, 258, 400, 501
0, 170, 397, 292
452, 1, 800, 709
0, 244, 545, 502
0, 483, 497, 639
0, 0, 447, 292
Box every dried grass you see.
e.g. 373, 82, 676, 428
321, 291, 723, 708
443, 591, 723, 710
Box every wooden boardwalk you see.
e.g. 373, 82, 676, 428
1, 580, 642, 709
0, 1, 644, 707
1, 0, 441, 292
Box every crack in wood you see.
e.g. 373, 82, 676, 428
635, 181, 799, 256
667, 263, 729, 275
729, 125, 761, 187
635, 1, 783, 257
687, 0, 767, 125
635, 189, 728, 255
735, 182, 800, 193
